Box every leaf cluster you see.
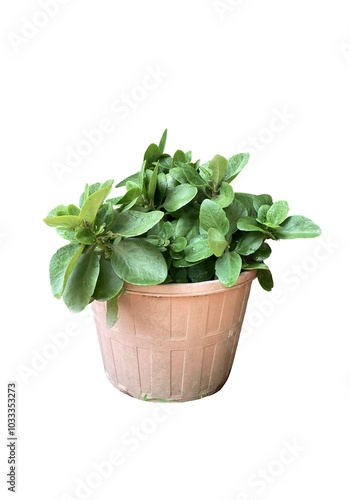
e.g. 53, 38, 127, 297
44, 130, 321, 327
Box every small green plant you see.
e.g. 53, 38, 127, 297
44, 130, 321, 327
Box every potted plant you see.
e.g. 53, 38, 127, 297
44, 130, 321, 402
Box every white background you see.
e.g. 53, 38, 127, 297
0, 1, 349, 499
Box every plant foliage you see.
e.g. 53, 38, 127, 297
44, 130, 321, 327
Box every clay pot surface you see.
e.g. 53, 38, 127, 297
92, 271, 256, 402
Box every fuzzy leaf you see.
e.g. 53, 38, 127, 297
237, 216, 268, 234
115, 173, 139, 189
215, 251, 242, 287
172, 150, 187, 165
223, 153, 249, 183
173, 163, 207, 186
49, 244, 85, 298
113, 210, 164, 237
147, 165, 159, 203
253, 194, 273, 212
187, 260, 215, 282
158, 129, 168, 154
251, 242, 272, 262
209, 154, 228, 189
225, 200, 248, 236
171, 237, 187, 253
93, 257, 123, 301
144, 143, 161, 165
106, 288, 124, 328
80, 180, 114, 224
266, 201, 289, 227
184, 238, 213, 262
111, 239, 167, 285
163, 184, 198, 212
234, 193, 256, 217
63, 252, 100, 312
44, 215, 82, 228
75, 228, 96, 245
235, 232, 264, 256
274, 216, 321, 239
200, 199, 229, 235
257, 205, 270, 224
257, 269, 274, 291
208, 228, 228, 257
212, 182, 234, 208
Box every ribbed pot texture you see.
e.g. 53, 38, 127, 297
91, 270, 256, 402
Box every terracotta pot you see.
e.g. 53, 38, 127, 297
91, 270, 256, 402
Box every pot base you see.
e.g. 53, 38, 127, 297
92, 271, 256, 402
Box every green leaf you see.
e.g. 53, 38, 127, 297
147, 165, 159, 203
113, 210, 164, 237
172, 257, 198, 268
49, 244, 85, 298
111, 239, 168, 285
174, 269, 188, 283
184, 238, 213, 263
257, 269, 274, 291
94, 203, 115, 232
209, 154, 228, 189
47, 205, 68, 217
93, 257, 123, 301
56, 227, 76, 241
185, 151, 192, 162
274, 216, 321, 239
208, 228, 228, 257
257, 205, 270, 224
165, 173, 177, 193
253, 194, 273, 212
158, 156, 172, 171
251, 242, 272, 262
144, 143, 161, 165
172, 150, 187, 166
115, 173, 139, 188
114, 187, 141, 208
173, 163, 208, 186
80, 180, 114, 224
156, 172, 167, 204
225, 199, 248, 236
212, 182, 234, 208
200, 199, 229, 235
187, 259, 215, 283
79, 183, 90, 208
235, 233, 264, 256
169, 167, 187, 184
266, 201, 289, 227
234, 193, 256, 217
174, 210, 199, 238
171, 237, 187, 253
215, 251, 242, 287
63, 252, 100, 312
44, 215, 82, 228
79, 181, 109, 208
163, 184, 198, 212
237, 216, 268, 234
75, 228, 96, 245
106, 289, 124, 328
242, 261, 269, 270
158, 129, 168, 155
223, 153, 249, 183
159, 221, 174, 240
67, 204, 80, 216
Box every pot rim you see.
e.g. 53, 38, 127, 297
123, 270, 257, 297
